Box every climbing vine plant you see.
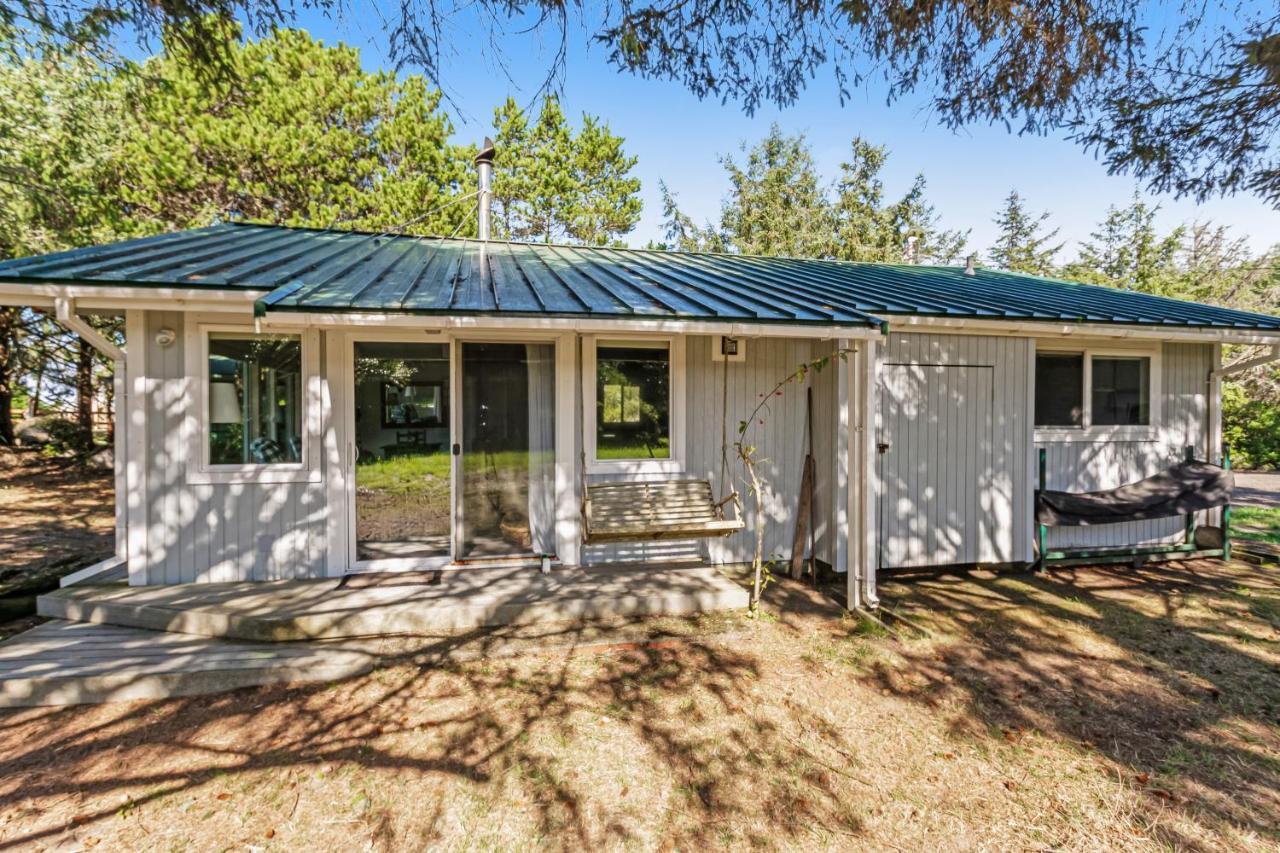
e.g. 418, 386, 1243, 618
735, 347, 855, 615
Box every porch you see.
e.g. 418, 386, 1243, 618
38, 562, 749, 641
2, 562, 748, 707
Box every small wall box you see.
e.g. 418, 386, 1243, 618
713, 335, 746, 362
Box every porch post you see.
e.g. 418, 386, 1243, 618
124, 309, 149, 586
553, 332, 581, 565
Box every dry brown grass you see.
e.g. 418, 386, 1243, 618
0, 559, 1277, 851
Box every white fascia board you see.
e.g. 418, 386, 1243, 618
0, 281, 262, 313
883, 314, 1280, 346
260, 310, 884, 340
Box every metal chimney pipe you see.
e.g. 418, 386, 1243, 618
964, 253, 977, 276
474, 137, 496, 241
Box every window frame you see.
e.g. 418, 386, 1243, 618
583, 335, 685, 474
1032, 341, 1162, 441
185, 319, 323, 485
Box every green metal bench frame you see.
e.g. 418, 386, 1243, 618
1034, 444, 1232, 570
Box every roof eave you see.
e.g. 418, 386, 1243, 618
882, 313, 1280, 345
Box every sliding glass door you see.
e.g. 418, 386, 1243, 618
352, 341, 451, 561
457, 342, 556, 559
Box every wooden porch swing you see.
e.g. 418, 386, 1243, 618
581, 351, 744, 545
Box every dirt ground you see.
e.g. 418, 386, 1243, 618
0, 557, 1276, 851
0, 449, 114, 631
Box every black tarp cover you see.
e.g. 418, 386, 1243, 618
1036, 461, 1233, 527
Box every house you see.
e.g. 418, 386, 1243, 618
2, 171, 1278, 615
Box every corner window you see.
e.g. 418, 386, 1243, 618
1034, 346, 1157, 434
207, 333, 303, 465
1092, 356, 1150, 426
595, 342, 671, 460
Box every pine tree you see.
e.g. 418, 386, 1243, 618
490, 96, 642, 244
987, 190, 1063, 275
567, 115, 642, 245
718, 124, 833, 258
111, 28, 473, 237
1068, 192, 1181, 293
490, 97, 534, 239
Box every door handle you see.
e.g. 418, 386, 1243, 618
877, 442, 890, 454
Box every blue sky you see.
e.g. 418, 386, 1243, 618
140, 7, 1280, 258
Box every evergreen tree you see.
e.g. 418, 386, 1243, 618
490, 97, 534, 239
491, 96, 642, 244
718, 125, 832, 258
1067, 193, 1182, 294
830, 140, 968, 264
568, 115, 642, 245
987, 190, 1063, 275
656, 180, 724, 252
111, 28, 472, 237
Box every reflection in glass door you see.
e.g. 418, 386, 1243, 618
353, 341, 451, 561
459, 342, 556, 559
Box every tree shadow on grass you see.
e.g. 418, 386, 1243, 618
875, 559, 1280, 850
0, 595, 869, 850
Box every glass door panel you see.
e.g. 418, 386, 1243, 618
459, 342, 556, 559
353, 341, 451, 561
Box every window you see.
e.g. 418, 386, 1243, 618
595, 343, 671, 460
1034, 353, 1084, 427
207, 334, 303, 465
1092, 356, 1150, 426
1034, 346, 1157, 434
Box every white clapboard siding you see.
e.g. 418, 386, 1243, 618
1038, 342, 1212, 549
878, 363, 995, 568
140, 311, 329, 584
877, 333, 1034, 567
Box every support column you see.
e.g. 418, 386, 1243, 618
553, 332, 581, 566
124, 309, 149, 585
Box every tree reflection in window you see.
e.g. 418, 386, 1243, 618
596, 344, 670, 459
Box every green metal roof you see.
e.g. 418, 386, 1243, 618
1, 221, 1277, 332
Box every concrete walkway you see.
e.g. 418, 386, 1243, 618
40, 563, 748, 641
1234, 472, 1280, 509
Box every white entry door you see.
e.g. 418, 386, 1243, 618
877, 364, 995, 569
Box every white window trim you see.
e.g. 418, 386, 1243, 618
582, 335, 685, 475
184, 318, 323, 485
1033, 341, 1163, 442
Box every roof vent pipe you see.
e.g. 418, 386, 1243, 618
905, 235, 919, 264
964, 253, 977, 276
475, 137, 496, 241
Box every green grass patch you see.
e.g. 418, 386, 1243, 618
1233, 506, 1280, 544
596, 441, 670, 460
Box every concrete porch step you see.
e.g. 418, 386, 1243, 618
37, 564, 750, 642
0, 620, 375, 708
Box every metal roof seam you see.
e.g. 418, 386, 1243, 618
585, 247, 763, 319
520, 246, 596, 313
634, 249, 814, 321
